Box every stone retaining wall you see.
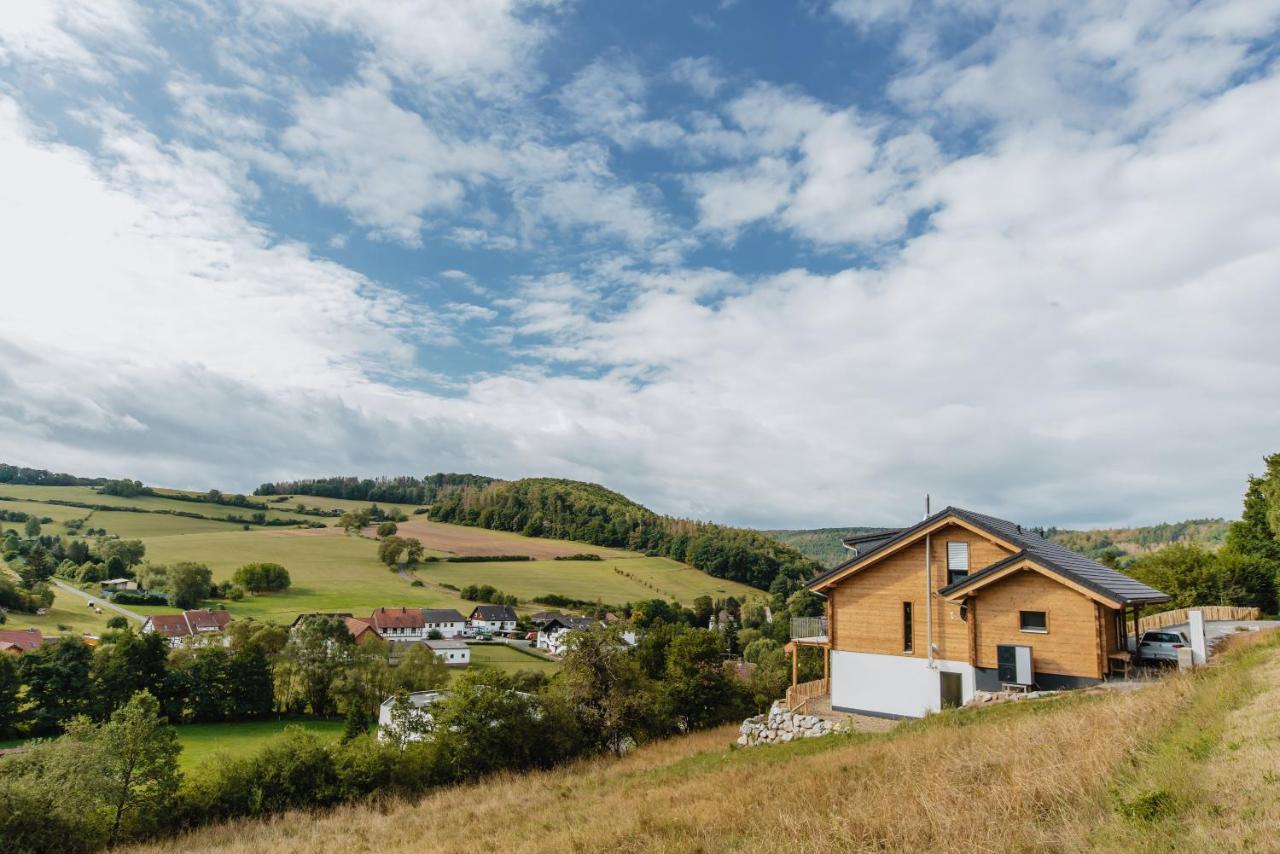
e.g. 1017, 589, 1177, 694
737, 701, 842, 747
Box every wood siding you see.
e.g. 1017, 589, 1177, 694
973, 569, 1103, 678
829, 524, 1015, 662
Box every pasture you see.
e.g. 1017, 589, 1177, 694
259, 493, 422, 516
466, 642, 561, 677
0, 484, 318, 526
175, 719, 346, 771
391, 518, 632, 559
0, 497, 91, 527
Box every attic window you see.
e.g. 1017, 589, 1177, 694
946, 541, 970, 585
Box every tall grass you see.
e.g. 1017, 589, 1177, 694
127, 645, 1280, 854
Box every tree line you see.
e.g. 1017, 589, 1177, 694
254, 473, 496, 505
1, 617, 770, 852
1126, 453, 1280, 615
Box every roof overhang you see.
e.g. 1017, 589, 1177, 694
939, 554, 1128, 609
808, 512, 1021, 592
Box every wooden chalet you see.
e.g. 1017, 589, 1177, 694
791, 506, 1171, 718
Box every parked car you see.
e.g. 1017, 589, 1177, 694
1137, 630, 1190, 664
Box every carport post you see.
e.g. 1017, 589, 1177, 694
1132, 607, 1140, 653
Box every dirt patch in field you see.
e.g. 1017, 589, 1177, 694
261, 525, 346, 539
388, 519, 632, 559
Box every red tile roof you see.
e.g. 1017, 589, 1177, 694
146, 610, 232, 638
345, 617, 375, 640
370, 607, 425, 631
0, 628, 43, 652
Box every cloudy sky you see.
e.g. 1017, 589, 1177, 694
1, 1, 1278, 529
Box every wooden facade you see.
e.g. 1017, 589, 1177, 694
819, 518, 1135, 681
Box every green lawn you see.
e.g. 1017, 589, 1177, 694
174, 719, 346, 771
0, 497, 91, 526
0, 568, 113, 637
89, 510, 251, 538
466, 642, 561, 676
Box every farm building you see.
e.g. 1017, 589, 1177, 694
424, 638, 470, 665
536, 615, 595, 655
377, 690, 447, 743
798, 506, 1171, 719
141, 609, 232, 648
369, 606, 427, 640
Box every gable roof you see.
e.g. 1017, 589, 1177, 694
420, 608, 466, 623
146, 610, 232, 638
370, 607, 426, 630
540, 616, 594, 632
344, 617, 375, 638
809, 506, 1170, 606
0, 628, 44, 652
470, 604, 517, 622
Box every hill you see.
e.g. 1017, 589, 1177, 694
426, 477, 823, 591
125, 631, 1280, 853
771, 518, 1233, 569
0, 469, 765, 634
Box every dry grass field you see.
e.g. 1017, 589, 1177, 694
127, 634, 1280, 854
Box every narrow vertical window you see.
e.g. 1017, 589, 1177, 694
903, 601, 914, 653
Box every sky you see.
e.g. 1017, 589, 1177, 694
1, 0, 1279, 530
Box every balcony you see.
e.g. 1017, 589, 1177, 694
790, 616, 828, 643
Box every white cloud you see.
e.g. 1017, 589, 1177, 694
559, 55, 684, 148
278, 79, 502, 245
259, 0, 558, 92
0, 0, 148, 79
670, 56, 724, 98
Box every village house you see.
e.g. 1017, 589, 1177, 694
141, 609, 232, 648
424, 638, 470, 665
344, 616, 378, 644
377, 690, 447, 743
469, 604, 518, 634
369, 606, 426, 640
420, 608, 468, 638
0, 627, 44, 654
100, 578, 139, 593
536, 615, 595, 655
793, 506, 1171, 719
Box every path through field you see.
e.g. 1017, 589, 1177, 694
50, 578, 144, 623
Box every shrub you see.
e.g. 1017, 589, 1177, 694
232, 562, 291, 593
110, 591, 169, 606
444, 555, 532, 563
410, 579, 424, 587
553, 553, 603, 561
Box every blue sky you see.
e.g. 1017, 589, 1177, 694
2, 0, 1279, 529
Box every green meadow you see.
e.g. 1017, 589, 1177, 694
173, 719, 347, 771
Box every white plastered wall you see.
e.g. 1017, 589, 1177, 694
830, 650, 975, 718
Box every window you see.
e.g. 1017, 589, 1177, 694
1019, 611, 1048, 633
903, 602, 914, 653
946, 541, 970, 585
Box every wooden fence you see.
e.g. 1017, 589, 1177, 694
786, 677, 829, 712
1137, 606, 1261, 633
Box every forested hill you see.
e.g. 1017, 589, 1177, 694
770, 518, 1232, 569
427, 478, 822, 593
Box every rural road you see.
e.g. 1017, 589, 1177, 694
50, 578, 145, 623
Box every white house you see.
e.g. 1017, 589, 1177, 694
377, 690, 447, 744
420, 608, 468, 638
424, 638, 470, 666
100, 578, 139, 593
536, 615, 595, 655
468, 604, 518, 634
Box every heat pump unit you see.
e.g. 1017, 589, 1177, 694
996, 644, 1033, 686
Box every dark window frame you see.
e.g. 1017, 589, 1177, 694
903, 601, 914, 653
1019, 610, 1048, 633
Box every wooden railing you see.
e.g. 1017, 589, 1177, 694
1138, 606, 1260, 633
786, 677, 829, 711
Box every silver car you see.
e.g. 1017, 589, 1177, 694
1137, 630, 1190, 664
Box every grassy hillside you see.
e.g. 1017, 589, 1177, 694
127, 631, 1280, 853
771, 519, 1233, 568
1, 477, 762, 632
